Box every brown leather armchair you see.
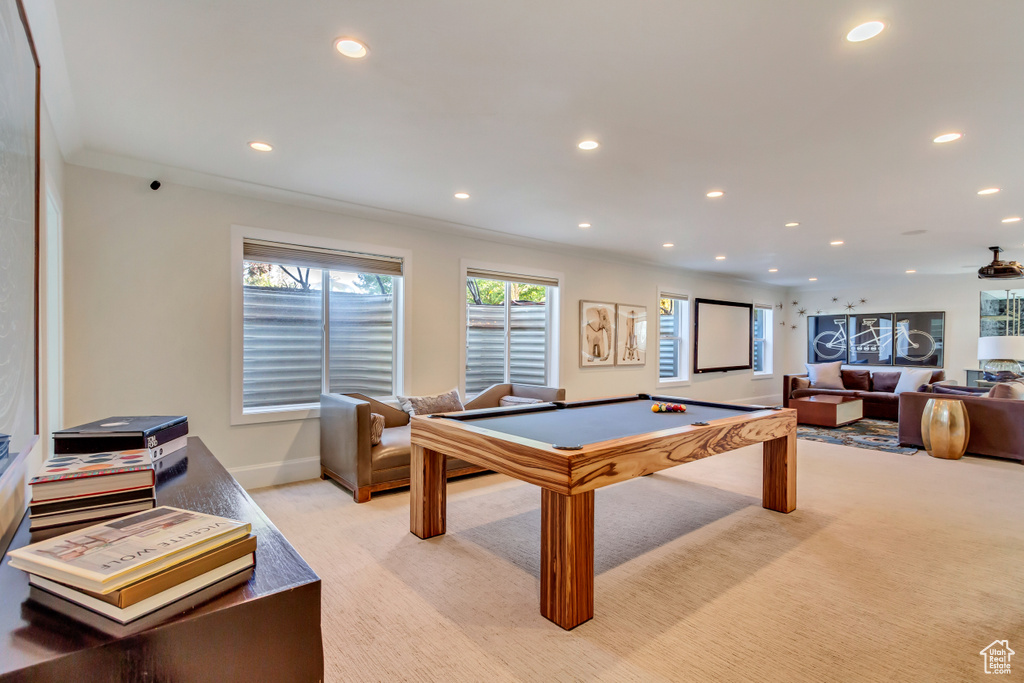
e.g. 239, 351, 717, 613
319, 383, 566, 502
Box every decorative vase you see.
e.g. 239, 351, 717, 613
921, 398, 970, 460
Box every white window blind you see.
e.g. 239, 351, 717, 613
242, 238, 403, 410
753, 304, 773, 375
659, 293, 689, 381
465, 267, 558, 288
465, 269, 558, 395
243, 239, 403, 276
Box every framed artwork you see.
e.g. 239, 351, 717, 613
846, 314, 894, 365
808, 315, 848, 363
0, 0, 40, 534
893, 312, 944, 367
615, 304, 647, 366
580, 301, 615, 367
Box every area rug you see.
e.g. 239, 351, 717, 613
797, 418, 918, 455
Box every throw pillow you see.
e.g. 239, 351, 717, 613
805, 361, 844, 389
894, 368, 935, 394
931, 385, 977, 396
988, 381, 1024, 400
792, 377, 811, 391
369, 412, 385, 445
871, 371, 901, 393
499, 395, 544, 407
841, 369, 871, 391
397, 387, 465, 416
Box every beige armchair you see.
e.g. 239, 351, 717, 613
319, 383, 566, 502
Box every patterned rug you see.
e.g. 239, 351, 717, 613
797, 418, 918, 455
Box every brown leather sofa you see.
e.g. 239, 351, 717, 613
782, 369, 946, 421
320, 383, 566, 502
898, 390, 1024, 462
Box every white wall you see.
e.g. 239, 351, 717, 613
63, 165, 789, 488
783, 273, 995, 383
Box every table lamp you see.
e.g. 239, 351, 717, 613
978, 335, 1024, 381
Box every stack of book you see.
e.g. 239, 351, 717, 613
28, 450, 158, 530
8, 506, 256, 626
53, 416, 189, 459
28, 416, 190, 531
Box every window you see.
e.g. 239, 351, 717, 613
658, 293, 690, 382
464, 267, 559, 397
753, 304, 774, 376
239, 236, 404, 415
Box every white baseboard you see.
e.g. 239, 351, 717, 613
229, 456, 321, 490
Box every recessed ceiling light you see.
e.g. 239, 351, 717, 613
830, 240, 844, 246
906, 269, 917, 274
578, 223, 591, 228
932, 132, 962, 144
978, 188, 1001, 195
706, 190, 724, 198
334, 37, 369, 59
768, 268, 778, 273
454, 192, 470, 199
785, 222, 799, 227
662, 242, 674, 248
846, 21, 885, 42
578, 140, 599, 150
808, 277, 818, 281
715, 255, 726, 260
1002, 217, 1021, 223
249, 141, 273, 152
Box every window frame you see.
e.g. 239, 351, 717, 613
656, 289, 691, 387
460, 259, 562, 400
230, 225, 411, 425
752, 303, 775, 379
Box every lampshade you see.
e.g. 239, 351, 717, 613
978, 335, 1024, 360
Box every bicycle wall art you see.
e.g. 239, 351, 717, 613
807, 311, 944, 367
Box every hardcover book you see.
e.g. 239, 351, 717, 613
30, 487, 156, 516
71, 534, 256, 608
53, 416, 188, 455
29, 450, 156, 502
27, 565, 254, 631
29, 499, 157, 531
7, 506, 252, 594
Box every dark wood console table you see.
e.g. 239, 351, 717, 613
0, 437, 323, 682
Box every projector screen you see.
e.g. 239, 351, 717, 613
694, 298, 753, 373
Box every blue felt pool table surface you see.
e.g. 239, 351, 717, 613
445, 396, 766, 449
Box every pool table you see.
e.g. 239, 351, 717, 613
409, 394, 797, 630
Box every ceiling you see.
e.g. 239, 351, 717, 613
35, 0, 1024, 286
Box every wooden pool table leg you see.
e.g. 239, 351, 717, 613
410, 444, 446, 538
762, 431, 797, 513
540, 489, 594, 630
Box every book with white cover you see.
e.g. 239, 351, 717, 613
7, 506, 251, 593
27, 567, 254, 637
29, 554, 255, 623
149, 434, 187, 460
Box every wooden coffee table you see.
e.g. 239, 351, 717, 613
791, 395, 863, 427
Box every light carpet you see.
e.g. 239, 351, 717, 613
251, 440, 1024, 682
